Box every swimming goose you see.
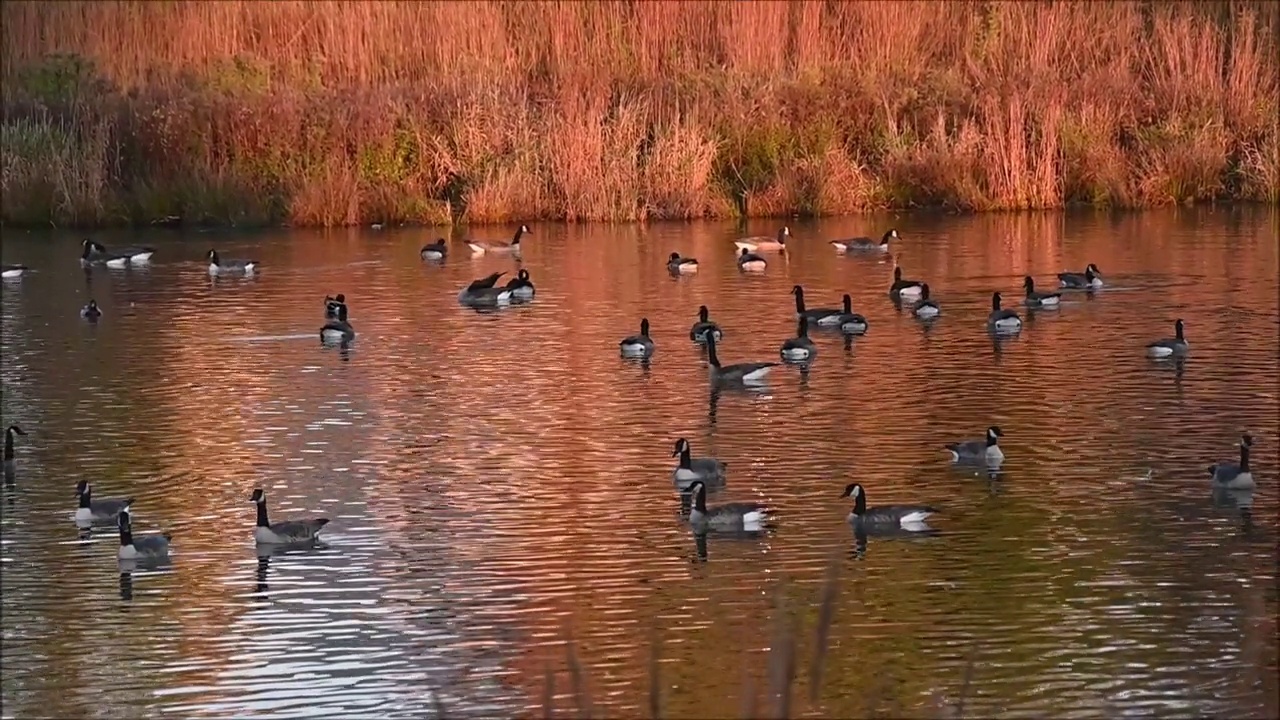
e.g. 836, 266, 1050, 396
888, 266, 924, 300
1058, 263, 1103, 289
1146, 319, 1189, 358
986, 292, 1022, 333
689, 305, 723, 344
3, 425, 26, 474
671, 438, 727, 491
835, 294, 869, 335
667, 252, 699, 274
791, 285, 844, 326
467, 224, 529, 255
81, 300, 102, 320
1209, 435, 1255, 490
734, 226, 789, 252
840, 483, 939, 530
1022, 276, 1062, 308
779, 316, 818, 362
80, 240, 130, 268
619, 318, 656, 358
249, 488, 330, 544
457, 272, 514, 305
737, 247, 768, 272
207, 249, 258, 275
945, 426, 1005, 465
705, 334, 778, 385
116, 507, 171, 560
912, 284, 940, 319
88, 240, 155, 264
685, 480, 770, 533
831, 228, 897, 253
324, 293, 346, 319
420, 238, 448, 261
75, 480, 134, 523
320, 303, 356, 343
1, 264, 28, 279
504, 269, 536, 300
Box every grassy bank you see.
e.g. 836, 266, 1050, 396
1, 1, 1277, 228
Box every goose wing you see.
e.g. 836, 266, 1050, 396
945, 439, 985, 457
269, 518, 329, 541
717, 361, 779, 381
94, 496, 135, 515
133, 533, 172, 553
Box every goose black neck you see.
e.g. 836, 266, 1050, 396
3, 431, 13, 461
679, 446, 692, 469
798, 317, 808, 337
793, 289, 806, 313
698, 307, 709, 322
706, 340, 721, 368
882, 230, 893, 243
1175, 323, 1184, 341
987, 432, 999, 448
512, 227, 524, 243
842, 296, 852, 313
991, 294, 1001, 311
256, 502, 271, 528
921, 285, 931, 300
852, 492, 866, 516
79, 489, 91, 508
1240, 443, 1250, 471
693, 484, 708, 513
776, 227, 786, 243
119, 522, 133, 547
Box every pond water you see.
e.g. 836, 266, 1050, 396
1, 207, 1277, 719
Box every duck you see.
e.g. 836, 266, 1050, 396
1, 264, 28, 279
912, 283, 940, 319
457, 271, 514, 306
207, 249, 258, 275
80, 240, 130, 268
734, 226, 789, 252
75, 480, 134, 523
1146, 319, 1189, 358
684, 480, 770, 533
1022, 276, 1062, 308
831, 228, 897, 253
670, 438, 727, 491
705, 334, 778, 385
1058, 263, 1103, 289
619, 318, 656, 358
840, 483, 939, 531
87, 239, 155, 264
888, 266, 924, 300
324, 293, 346, 319
420, 238, 448, 261
3, 425, 26, 474
467, 224, 529, 255
737, 247, 768, 272
504, 269, 536, 300
320, 303, 356, 343
249, 488, 330, 544
689, 305, 723, 344
945, 426, 1005, 465
116, 507, 171, 560
667, 252, 699, 274
779, 317, 817, 362
987, 292, 1022, 333
81, 300, 102, 320
791, 285, 844, 326
1209, 435, 1255, 490
835, 294, 869, 335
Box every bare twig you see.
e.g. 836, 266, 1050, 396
809, 562, 840, 703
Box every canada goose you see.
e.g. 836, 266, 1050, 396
734, 226, 789, 252
420, 238, 448, 261
791, 285, 843, 326
671, 438, 727, 491
320, 303, 356, 343
1022, 276, 1062, 308
81, 300, 102, 320
705, 334, 778, 385
840, 483, 939, 530
324, 293, 346, 319
87, 239, 155, 264
888, 266, 924, 300
945, 426, 1005, 465
249, 488, 329, 544
116, 507, 171, 560
780, 316, 817, 361
3, 425, 26, 474
1146, 319, 1189, 358
689, 305, 723, 344
207, 249, 258, 275
685, 480, 770, 533
1, 264, 27, 279
619, 318, 655, 358
831, 228, 896, 253
987, 292, 1022, 333
457, 272, 514, 305
467, 224, 529, 255
1058, 264, 1103, 289
504, 269, 536, 299
80, 240, 130, 268
835, 294, 869, 335
1209, 435, 1255, 490
75, 480, 134, 523
667, 252, 699, 274
913, 283, 940, 318
737, 247, 768, 272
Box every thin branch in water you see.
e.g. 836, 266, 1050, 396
767, 587, 798, 720
648, 630, 662, 720
542, 666, 555, 720
564, 630, 593, 720
955, 645, 977, 720
809, 562, 840, 703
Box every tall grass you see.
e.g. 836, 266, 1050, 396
1, 1, 1276, 228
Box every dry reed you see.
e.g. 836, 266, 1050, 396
2, 1, 1276, 227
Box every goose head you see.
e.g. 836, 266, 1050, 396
249, 488, 266, 504
697, 305, 710, 322
75, 479, 89, 498
207, 250, 220, 264
671, 438, 690, 457
639, 318, 650, 337
987, 426, 1004, 440
839, 483, 864, 499
991, 292, 1004, 311
1022, 276, 1035, 292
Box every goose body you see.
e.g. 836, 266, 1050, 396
734, 226, 789, 252
3, 425, 26, 474
987, 292, 1022, 333
841, 483, 938, 530
685, 480, 770, 533
831, 228, 896, 253
835, 294, 869, 335
619, 318, 655, 358
1, 264, 28, 279
791, 285, 844, 326
945, 426, 1005, 465
1058, 264, 1103, 289
779, 316, 818, 362
117, 507, 171, 560
420, 239, 448, 261
75, 480, 134, 523
457, 272, 514, 306
250, 488, 329, 544
667, 252, 699, 274
207, 249, 258, 275
81, 300, 102, 320
1208, 435, 1255, 490
80, 240, 130, 268
1146, 319, 1189, 358
737, 247, 768, 272
467, 224, 529, 255
88, 240, 155, 264
671, 438, 727, 491
888, 266, 924, 300
912, 283, 941, 319
320, 304, 356, 343
689, 305, 723, 344
324, 293, 346, 319
1022, 276, 1062, 308
504, 269, 536, 300
705, 335, 777, 385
